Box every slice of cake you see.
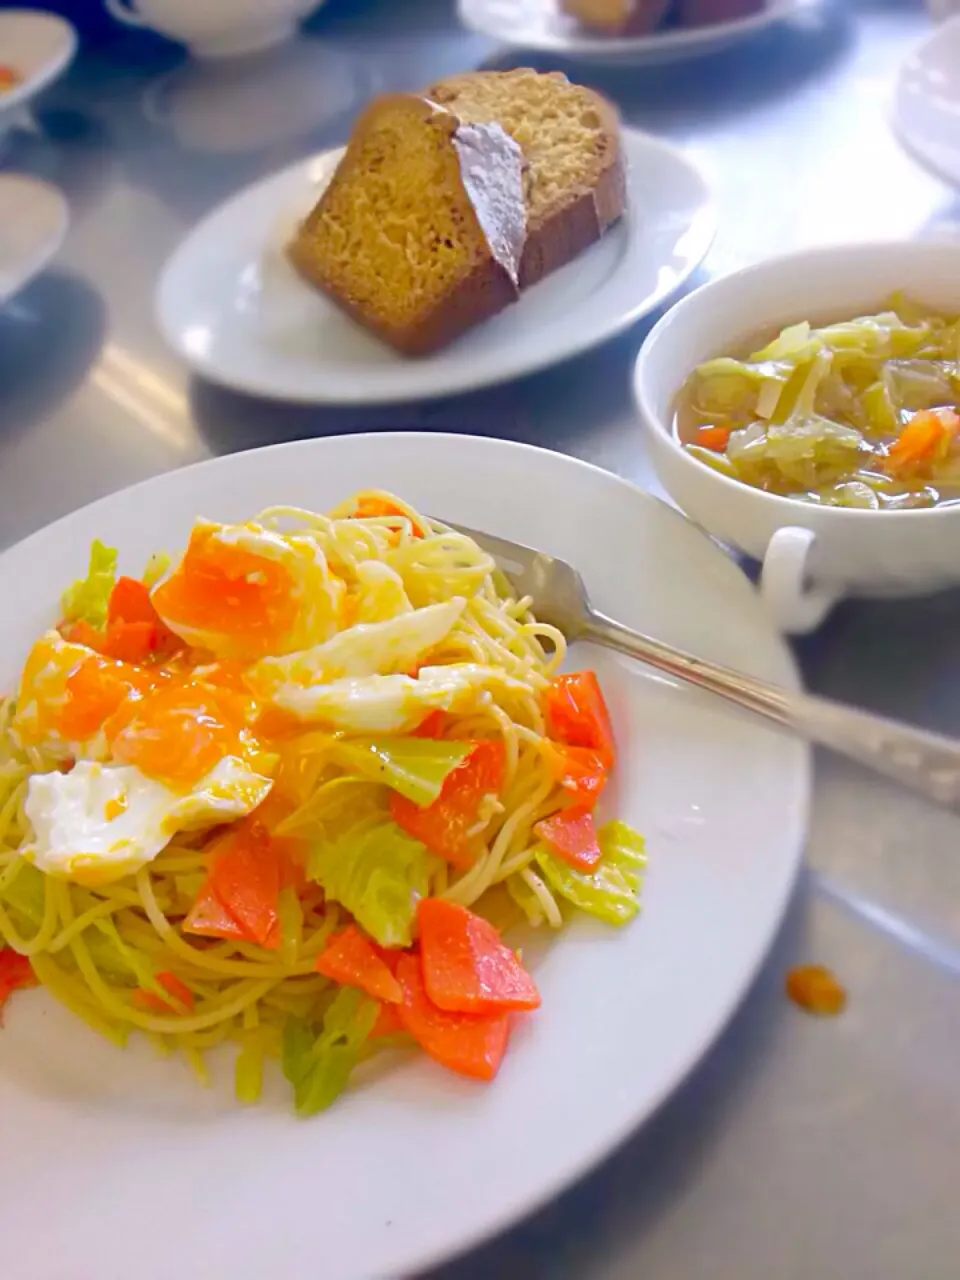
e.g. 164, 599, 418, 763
559, 0, 672, 35
288, 93, 526, 356
425, 69, 625, 290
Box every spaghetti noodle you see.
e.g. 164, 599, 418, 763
0, 492, 644, 1110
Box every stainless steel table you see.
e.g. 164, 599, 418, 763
2, 1, 959, 1276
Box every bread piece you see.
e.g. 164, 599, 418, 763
559, 0, 672, 34
288, 93, 526, 356
426, 69, 625, 290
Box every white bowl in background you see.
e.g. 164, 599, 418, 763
0, 174, 69, 304
891, 15, 960, 191
634, 240, 960, 634
105, 0, 327, 59
0, 9, 76, 144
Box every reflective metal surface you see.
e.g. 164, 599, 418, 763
2, 1, 958, 1276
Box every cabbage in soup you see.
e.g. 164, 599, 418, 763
673, 294, 960, 510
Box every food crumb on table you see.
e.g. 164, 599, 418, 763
785, 964, 847, 1016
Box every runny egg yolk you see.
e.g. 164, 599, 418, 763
61, 658, 151, 744
104, 792, 128, 821
14, 635, 151, 750
151, 526, 299, 657
104, 679, 255, 790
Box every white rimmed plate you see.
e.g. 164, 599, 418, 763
0, 9, 76, 142
458, 0, 816, 65
156, 128, 714, 403
0, 433, 808, 1280
0, 173, 68, 304
891, 14, 960, 190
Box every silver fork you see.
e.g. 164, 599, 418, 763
443, 519, 960, 812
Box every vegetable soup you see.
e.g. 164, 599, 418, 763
674, 294, 960, 510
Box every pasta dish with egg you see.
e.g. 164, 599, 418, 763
0, 493, 644, 1113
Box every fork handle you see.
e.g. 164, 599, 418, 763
584, 611, 960, 810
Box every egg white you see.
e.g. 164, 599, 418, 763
351, 560, 412, 624
261, 663, 531, 733
23, 757, 273, 885
246, 598, 466, 707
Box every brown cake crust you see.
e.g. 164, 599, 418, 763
425, 70, 627, 290
287, 94, 526, 356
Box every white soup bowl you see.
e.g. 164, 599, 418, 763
105, 0, 327, 59
634, 241, 960, 633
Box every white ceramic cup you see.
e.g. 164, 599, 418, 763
105, 0, 326, 59
634, 240, 960, 634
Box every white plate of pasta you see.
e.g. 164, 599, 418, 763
0, 433, 808, 1280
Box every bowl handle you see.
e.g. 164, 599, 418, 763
105, 0, 146, 27
760, 525, 841, 634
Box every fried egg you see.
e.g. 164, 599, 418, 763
11, 632, 149, 763
246, 598, 466, 706
351, 561, 412, 624
151, 521, 346, 661
261, 663, 530, 733
23, 757, 273, 885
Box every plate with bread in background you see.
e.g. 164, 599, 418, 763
459, 0, 814, 66
157, 69, 713, 404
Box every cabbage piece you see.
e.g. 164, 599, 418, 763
815, 311, 932, 358
282, 988, 378, 1117
308, 816, 440, 947
60, 540, 117, 628
329, 736, 474, 807
881, 489, 940, 510
887, 291, 933, 327
816, 481, 880, 509
749, 321, 819, 363
690, 357, 792, 424
0, 857, 45, 934
727, 416, 872, 491
535, 820, 646, 927
882, 360, 955, 415
505, 870, 552, 929
861, 381, 900, 435
685, 445, 739, 479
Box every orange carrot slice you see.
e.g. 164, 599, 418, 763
417, 898, 540, 1015
886, 407, 960, 476
183, 881, 247, 942
0, 948, 36, 1023
697, 425, 731, 452
395, 953, 511, 1081
370, 1002, 406, 1038
62, 577, 182, 663
315, 926, 403, 1004
184, 822, 286, 950
534, 807, 603, 871
546, 743, 609, 804
132, 970, 195, 1015
391, 740, 505, 869
543, 671, 615, 768
413, 710, 451, 739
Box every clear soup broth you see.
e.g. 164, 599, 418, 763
673, 294, 960, 510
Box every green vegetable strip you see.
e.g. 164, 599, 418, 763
536, 820, 646, 927
60, 539, 118, 627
